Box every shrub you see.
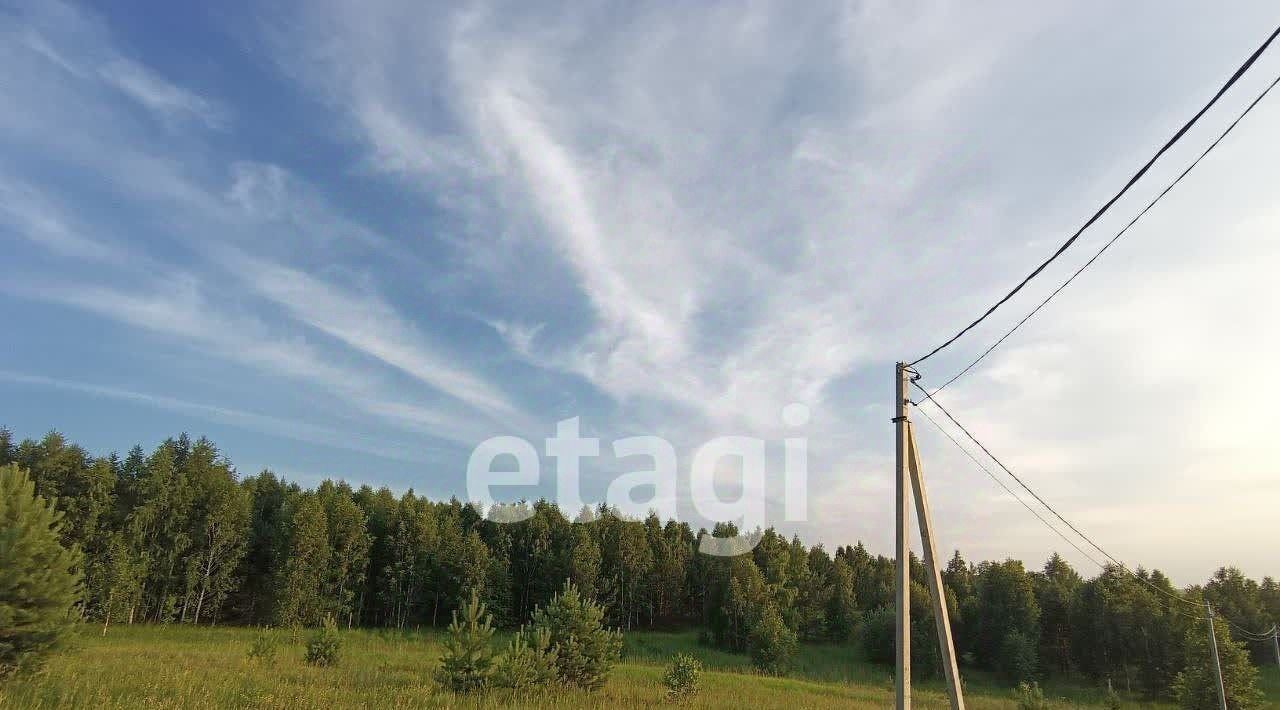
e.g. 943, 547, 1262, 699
0, 464, 83, 679
1103, 685, 1121, 710
530, 580, 622, 691
304, 615, 341, 666
663, 652, 702, 701
859, 606, 895, 665
493, 625, 558, 691
748, 604, 797, 675
1014, 681, 1049, 710
999, 629, 1038, 685
247, 627, 278, 662
436, 591, 496, 693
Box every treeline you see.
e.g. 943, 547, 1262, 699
2, 429, 1277, 697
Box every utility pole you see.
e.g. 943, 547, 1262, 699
894, 363, 911, 710
1206, 603, 1228, 710
893, 364, 967, 710
908, 424, 966, 710
1272, 625, 1279, 669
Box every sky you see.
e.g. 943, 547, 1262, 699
2, 0, 1278, 586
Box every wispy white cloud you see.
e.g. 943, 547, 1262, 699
487, 319, 544, 358
4, 274, 501, 448
0, 369, 427, 464
221, 250, 520, 419
97, 58, 228, 129
0, 178, 117, 262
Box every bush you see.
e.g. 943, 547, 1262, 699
303, 615, 341, 666
1014, 681, 1049, 710
999, 629, 1038, 685
748, 604, 797, 675
530, 580, 622, 691
0, 464, 83, 679
663, 652, 702, 701
859, 606, 895, 665
436, 591, 496, 693
247, 627, 278, 663
493, 625, 558, 691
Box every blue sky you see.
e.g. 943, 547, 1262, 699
2, 0, 1279, 584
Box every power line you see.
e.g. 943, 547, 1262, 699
911, 383, 1276, 636
912, 381, 1170, 589
912, 384, 1192, 608
1222, 618, 1277, 641
912, 405, 1106, 569
925, 70, 1280, 397
908, 24, 1280, 368
911, 401, 1204, 626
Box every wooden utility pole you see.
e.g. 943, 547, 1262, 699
908, 426, 966, 710
894, 363, 912, 710
894, 363, 967, 710
1206, 603, 1228, 710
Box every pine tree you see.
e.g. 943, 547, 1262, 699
531, 580, 622, 691
0, 428, 13, 466
304, 614, 342, 666
0, 464, 83, 677
436, 590, 496, 693
494, 625, 558, 690
232, 471, 294, 625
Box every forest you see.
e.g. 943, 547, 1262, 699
2, 428, 1277, 705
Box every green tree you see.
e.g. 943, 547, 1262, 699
713, 554, 768, 652
0, 464, 83, 677
1203, 567, 1274, 665
1172, 619, 1263, 709
436, 590, 496, 693
323, 487, 370, 628
493, 625, 558, 691
232, 471, 294, 624
999, 629, 1039, 685
127, 441, 194, 622
826, 557, 859, 641
182, 442, 249, 625
603, 517, 652, 630
569, 525, 601, 600
975, 559, 1040, 671
95, 532, 143, 634
275, 494, 331, 626
304, 614, 342, 666
530, 580, 622, 691
663, 652, 702, 700
1033, 553, 1080, 675
748, 603, 797, 674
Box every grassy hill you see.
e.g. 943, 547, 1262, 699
1, 626, 1275, 709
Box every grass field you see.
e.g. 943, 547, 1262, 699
1, 626, 1276, 709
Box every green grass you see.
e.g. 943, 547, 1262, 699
0, 625, 1269, 709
